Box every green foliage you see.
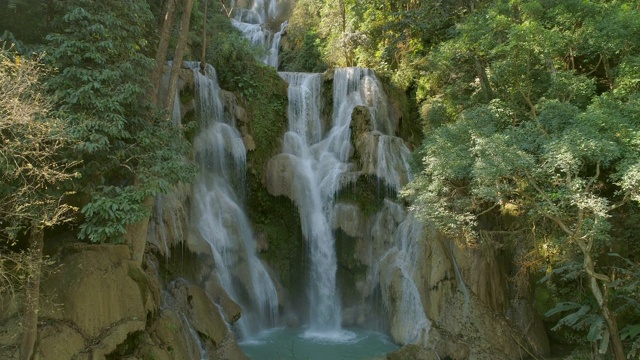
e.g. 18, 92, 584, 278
280, 30, 328, 72
401, 0, 640, 352
44, 0, 194, 243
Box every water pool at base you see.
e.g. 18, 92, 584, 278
240, 327, 399, 360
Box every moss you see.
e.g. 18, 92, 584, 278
245, 172, 306, 297
242, 66, 289, 177
335, 175, 388, 216
381, 78, 424, 149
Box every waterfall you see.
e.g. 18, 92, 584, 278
189, 62, 279, 338
279, 72, 348, 337
231, 0, 287, 68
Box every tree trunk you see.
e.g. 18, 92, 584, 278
200, 0, 208, 74
165, 0, 195, 112
579, 244, 626, 360
152, 0, 177, 106
474, 55, 493, 100
19, 225, 44, 360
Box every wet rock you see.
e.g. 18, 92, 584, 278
148, 310, 197, 360
332, 203, 365, 238
265, 153, 298, 201
386, 345, 439, 360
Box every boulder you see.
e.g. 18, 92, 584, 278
39, 245, 148, 339
36, 323, 85, 360
92, 320, 146, 360
265, 153, 298, 201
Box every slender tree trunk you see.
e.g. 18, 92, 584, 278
153, 0, 178, 106
200, 0, 208, 74
166, 0, 195, 112
474, 55, 493, 100
578, 241, 626, 360
19, 225, 44, 360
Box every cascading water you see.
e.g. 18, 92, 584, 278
372, 204, 431, 345
278, 72, 349, 337
189, 62, 279, 338
230, 1, 427, 355
231, 0, 287, 67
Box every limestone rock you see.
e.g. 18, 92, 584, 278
92, 320, 146, 360
36, 323, 84, 360
147, 183, 191, 259
214, 334, 250, 360
265, 153, 298, 201
332, 203, 365, 238
201, 271, 242, 324
149, 310, 197, 360
40, 245, 147, 339
169, 281, 228, 346
186, 286, 227, 346
243, 133, 256, 151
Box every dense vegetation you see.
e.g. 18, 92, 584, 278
2, 0, 640, 358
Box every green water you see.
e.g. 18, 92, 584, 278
240, 327, 399, 360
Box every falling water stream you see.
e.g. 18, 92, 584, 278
190, 62, 279, 338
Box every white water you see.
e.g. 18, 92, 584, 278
182, 314, 208, 360
277, 68, 421, 343
372, 200, 431, 344
189, 62, 279, 338
231, 0, 287, 67
279, 72, 348, 337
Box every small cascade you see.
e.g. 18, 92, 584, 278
372, 204, 431, 345
277, 68, 419, 343
182, 314, 208, 360
189, 62, 279, 338
231, 0, 287, 68
172, 90, 182, 126
334, 68, 412, 192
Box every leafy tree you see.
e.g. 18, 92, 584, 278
45, 0, 194, 245
403, 1, 640, 358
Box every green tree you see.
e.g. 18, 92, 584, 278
45, 0, 193, 246
404, 1, 640, 358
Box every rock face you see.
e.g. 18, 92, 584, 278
30, 221, 248, 360
39, 245, 150, 339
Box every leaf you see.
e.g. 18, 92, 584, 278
621, 324, 640, 340
587, 317, 604, 341
545, 301, 581, 317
